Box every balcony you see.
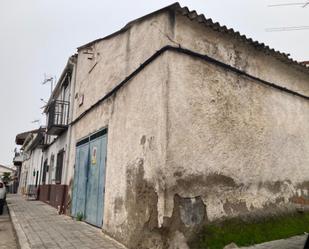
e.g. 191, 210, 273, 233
37, 132, 49, 149
47, 100, 70, 135
13, 152, 24, 166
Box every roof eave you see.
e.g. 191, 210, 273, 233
77, 2, 180, 51
76, 2, 309, 73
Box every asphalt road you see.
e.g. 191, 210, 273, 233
0, 203, 17, 249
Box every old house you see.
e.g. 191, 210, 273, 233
0, 165, 15, 178
14, 3, 309, 248
14, 129, 38, 194
67, 3, 309, 248
38, 56, 76, 212
15, 56, 76, 209
0, 165, 17, 192
17, 128, 45, 196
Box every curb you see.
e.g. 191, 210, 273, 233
7, 201, 31, 249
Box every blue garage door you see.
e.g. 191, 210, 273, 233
72, 129, 107, 227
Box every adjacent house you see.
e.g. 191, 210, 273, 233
14, 3, 309, 248
0, 165, 16, 193
17, 128, 45, 196
14, 129, 39, 194
38, 56, 76, 212
0, 164, 15, 178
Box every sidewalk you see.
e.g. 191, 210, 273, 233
6, 195, 126, 249
240, 235, 307, 249
0, 204, 17, 249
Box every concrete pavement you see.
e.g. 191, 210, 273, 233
6, 195, 309, 249
0, 203, 17, 249
6, 195, 126, 249
240, 235, 307, 249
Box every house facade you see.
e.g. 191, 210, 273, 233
16, 57, 76, 209
0, 165, 15, 177
18, 129, 45, 196
14, 3, 309, 249
38, 56, 76, 212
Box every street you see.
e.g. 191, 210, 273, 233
0, 203, 17, 249
7, 195, 126, 249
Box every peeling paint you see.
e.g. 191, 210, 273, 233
65, 6, 309, 249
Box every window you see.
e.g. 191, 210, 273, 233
55, 150, 65, 184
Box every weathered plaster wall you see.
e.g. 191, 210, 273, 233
27, 147, 43, 187
67, 9, 309, 249
103, 53, 169, 248
173, 13, 309, 97
73, 11, 175, 119
68, 52, 169, 248
42, 133, 68, 184
68, 11, 177, 247
165, 50, 309, 227
19, 158, 30, 193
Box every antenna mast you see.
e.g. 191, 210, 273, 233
42, 74, 55, 94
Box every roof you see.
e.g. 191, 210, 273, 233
77, 2, 308, 72
21, 127, 46, 151
0, 165, 15, 172
15, 128, 41, 145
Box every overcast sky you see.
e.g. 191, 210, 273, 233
0, 0, 308, 165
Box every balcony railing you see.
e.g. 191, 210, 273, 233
13, 152, 24, 166
37, 133, 49, 149
47, 100, 70, 135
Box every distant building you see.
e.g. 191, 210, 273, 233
0, 165, 16, 192
302, 61, 309, 67
0, 164, 15, 177
14, 3, 309, 248
16, 128, 45, 196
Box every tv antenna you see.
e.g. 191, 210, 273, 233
31, 119, 41, 127
42, 74, 55, 94
266, 1, 309, 31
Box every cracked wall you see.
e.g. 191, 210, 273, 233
68, 9, 309, 249
165, 50, 309, 227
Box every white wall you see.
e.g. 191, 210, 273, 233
42, 133, 68, 185
26, 148, 43, 187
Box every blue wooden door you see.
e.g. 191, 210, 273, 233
85, 133, 107, 227
72, 142, 89, 217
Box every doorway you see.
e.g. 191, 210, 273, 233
72, 129, 107, 227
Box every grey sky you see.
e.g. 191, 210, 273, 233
0, 0, 308, 165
